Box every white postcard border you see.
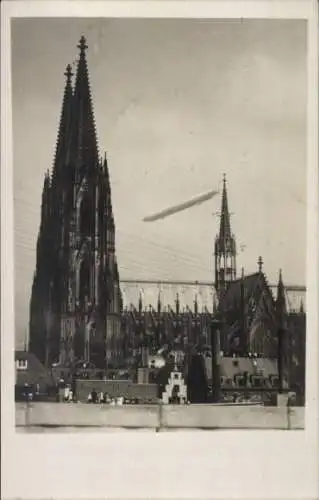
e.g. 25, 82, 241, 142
1, 1, 318, 499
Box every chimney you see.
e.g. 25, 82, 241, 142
211, 319, 221, 403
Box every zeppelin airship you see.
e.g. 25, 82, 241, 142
143, 189, 219, 222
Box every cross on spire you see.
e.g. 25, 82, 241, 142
78, 35, 88, 53
64, 64, 73, 84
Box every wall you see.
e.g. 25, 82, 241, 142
15, 403, 305, 430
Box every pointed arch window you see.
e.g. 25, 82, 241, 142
79, 258, 90, 305
80, 195, 91, 238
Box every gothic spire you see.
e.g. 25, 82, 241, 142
71, 36, 99, 176
52, 64, 73, 181
194, 294, 198, 315
175, 293, 180, 315
219, 173, 232, 240
103, 153, 112, 210
276, 269, 287, 318
34, 174, 50, 264
103, 152, 110, 181
214, 174, 236, 293
139, 290, 143, 314
257, 256, 264, 273
157, 289, 162, 314
40, 171, 51, 226
100, 154, 114, 231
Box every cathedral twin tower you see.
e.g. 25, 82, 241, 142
29, 37, 123, 369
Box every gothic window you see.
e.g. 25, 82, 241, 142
249, 298, 257, 315
252, 376, 263, 388
65, 319, 72, 338
68, 283, 73, 310
16, 359, 28, 371
79, 259, 90, 305
80, 195, 91, 238
226, 240, 232, 252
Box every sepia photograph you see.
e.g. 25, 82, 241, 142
11, 16, 308, 431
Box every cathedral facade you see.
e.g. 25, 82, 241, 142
28, 37, 305, 391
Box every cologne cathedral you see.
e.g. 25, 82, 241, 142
29, 37, 305, 394
29, 37, 123, 369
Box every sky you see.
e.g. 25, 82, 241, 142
11, 18, 307, 348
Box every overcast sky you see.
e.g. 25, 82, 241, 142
12, 18, 307, 348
